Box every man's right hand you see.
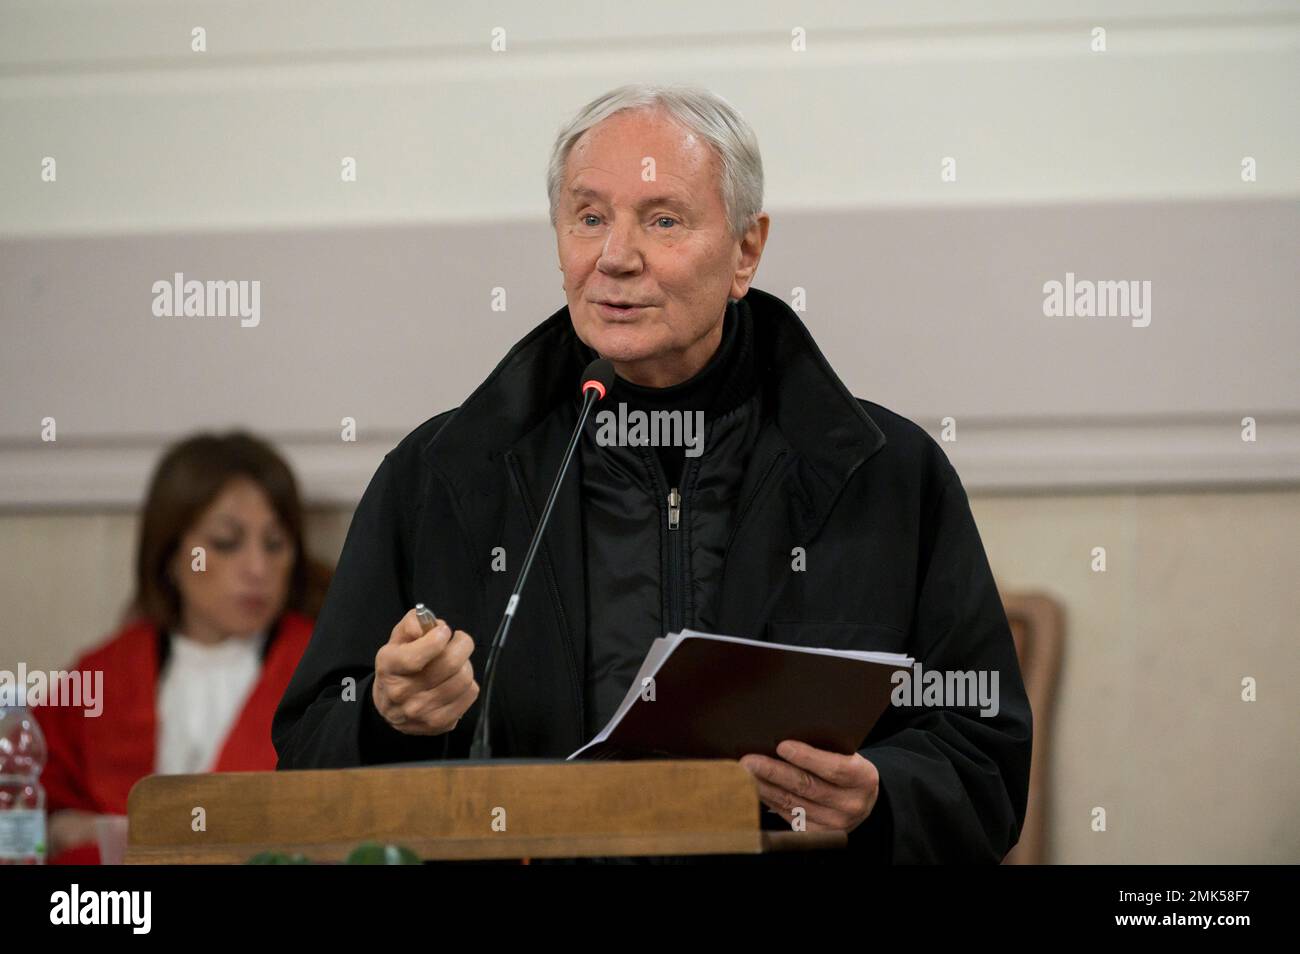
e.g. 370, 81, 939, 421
372, 608, 480, 735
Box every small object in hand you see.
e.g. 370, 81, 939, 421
414, 603, 437, 633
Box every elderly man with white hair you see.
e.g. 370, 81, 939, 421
274, 84, 1032, 864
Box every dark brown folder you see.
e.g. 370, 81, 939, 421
569, 631, 913, 761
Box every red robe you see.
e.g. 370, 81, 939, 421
32, 611, 314, 864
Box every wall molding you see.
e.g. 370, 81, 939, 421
2, 413, 1296, 511
0, 433, 404, 512
936, 413, 1300, 493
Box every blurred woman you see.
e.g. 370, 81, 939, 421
33, 432, 329, 863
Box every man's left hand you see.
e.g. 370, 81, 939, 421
739, 740, 880, 833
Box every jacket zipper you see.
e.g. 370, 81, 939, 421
667, 485, 682, 634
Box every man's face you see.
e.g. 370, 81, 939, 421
555, 107, 767, 387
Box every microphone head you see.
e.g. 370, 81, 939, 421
580, 358, 616, 401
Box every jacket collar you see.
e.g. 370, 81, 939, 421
743, 286, 887, 540
426, 286, 887, 527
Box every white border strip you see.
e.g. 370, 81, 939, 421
934, 415, 1300, 492
1, 415, 1297, 510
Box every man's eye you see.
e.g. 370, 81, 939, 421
655, 217, 677, 228
580, 214, 601, 227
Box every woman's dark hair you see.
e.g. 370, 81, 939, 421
126, 431, 330, 631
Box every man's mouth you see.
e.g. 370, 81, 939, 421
594, 301, 649, 319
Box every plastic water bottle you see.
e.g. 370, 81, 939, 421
0, 705, 47, 864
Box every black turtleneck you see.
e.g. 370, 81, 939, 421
589, 298, 755, 487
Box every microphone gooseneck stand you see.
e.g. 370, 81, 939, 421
468, 359, 614, 760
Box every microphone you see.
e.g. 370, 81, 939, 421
468, 357, 616, 759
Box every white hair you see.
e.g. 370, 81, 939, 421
546, 84, 764, 240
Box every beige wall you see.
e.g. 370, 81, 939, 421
2, 488, 1296, 863
971, 489, 1300, 864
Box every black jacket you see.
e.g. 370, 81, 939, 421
272, 286, 1033, 863
577, 296, 764, 739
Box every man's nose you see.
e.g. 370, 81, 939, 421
596, 216, 643, 274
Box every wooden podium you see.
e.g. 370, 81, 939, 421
125, 759, 847, 863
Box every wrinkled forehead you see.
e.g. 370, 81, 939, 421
564, 109, 721, 201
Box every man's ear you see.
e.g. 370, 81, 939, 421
729, 211, 771, 300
